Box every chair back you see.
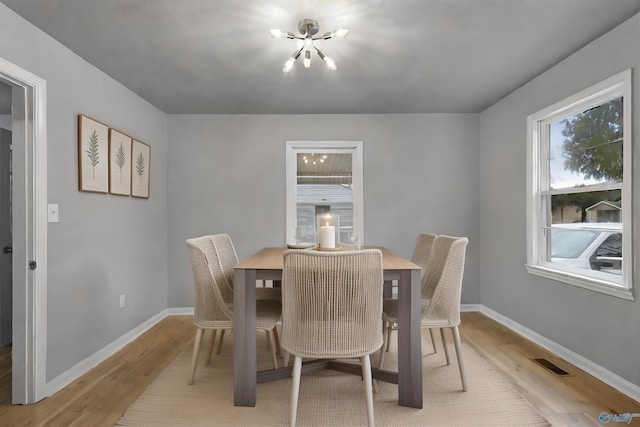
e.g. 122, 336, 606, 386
422, 236, 468, 326
411, 232, 437, 283
281, 249, 384, 359
186, 236, 234, 326
210, 233, 238, 304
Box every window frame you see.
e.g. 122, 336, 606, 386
285, 140, 364, 246
526, 69, 633, 300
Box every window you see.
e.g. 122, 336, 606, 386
286, 141, 363, 247
526, 70, 633, 300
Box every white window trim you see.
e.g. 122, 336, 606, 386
526, 69, 633, 301
285, 141, 364, 246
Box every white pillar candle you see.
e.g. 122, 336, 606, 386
319, 225, 336, 248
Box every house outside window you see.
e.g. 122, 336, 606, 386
526, 70, 633, 300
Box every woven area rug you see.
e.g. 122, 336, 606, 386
117, 330, 550, 426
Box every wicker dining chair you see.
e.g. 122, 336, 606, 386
382, 232, 438, 352
379, 235, 469, 391
186, 235, 281, 385
206, 234, 282, 360
411, 232, 437, 279
281, 249, 384, 427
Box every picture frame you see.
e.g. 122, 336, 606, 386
131, 139, 151, 199
108, 128, 132, 196
78, 114, 109, 193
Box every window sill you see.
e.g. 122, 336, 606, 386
526, 264, 634, 301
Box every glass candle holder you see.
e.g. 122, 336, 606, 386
316, 214, 340, 249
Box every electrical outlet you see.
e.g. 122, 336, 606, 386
119, 294, 126, 308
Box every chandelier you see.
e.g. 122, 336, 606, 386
270, 18, 349, 72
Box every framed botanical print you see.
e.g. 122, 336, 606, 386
131, 139, 151, 199
78, 114, 109, 193
108, 128, 132, 196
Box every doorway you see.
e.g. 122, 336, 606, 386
0, 125, 12, 348
0, 57, 48, 404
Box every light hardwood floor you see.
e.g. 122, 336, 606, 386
0, 312, 638, 426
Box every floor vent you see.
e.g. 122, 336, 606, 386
533, 358, 570, 376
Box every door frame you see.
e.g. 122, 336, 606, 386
0, 57, 48, 404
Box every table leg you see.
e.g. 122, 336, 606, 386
233, 268, 257, 406
383, 280, 393, 299
397, 268, 423, 408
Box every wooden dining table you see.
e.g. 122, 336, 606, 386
233, 246, 423, 409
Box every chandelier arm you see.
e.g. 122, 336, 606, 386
314, 32, 335, 40
314, 45, 327, 60
270, 29, 304, 40
292, 45, 305, 60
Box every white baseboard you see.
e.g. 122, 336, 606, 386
44, 309, 172, 397
465, 304, 640, 403
166, 307, 194, 315
44, 307, 196, 397
461, 303, 483, 312
43, 304, 640, 405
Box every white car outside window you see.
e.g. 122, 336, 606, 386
551, 223, 622, 275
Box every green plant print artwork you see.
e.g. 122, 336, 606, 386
136, 151, 145, 184
114, 142, 127, 182
86, 130, 100, 179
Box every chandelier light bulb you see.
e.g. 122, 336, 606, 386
283, 58, 295, 73
323, 56, 337, 71
270, 28, 283, 38
335, 28, 349, 37
303, 50, 312, 68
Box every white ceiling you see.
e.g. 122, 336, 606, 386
2, 0, 640, 115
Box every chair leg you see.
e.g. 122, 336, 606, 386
273, 327, 282, 357
361, 355, 375, 427
452, 326, 468, 391
440, 328, 450, 365
382, 321, 388, 351
379, 321, 388, 367
189, 328, 204, 385
428, 328, 437, 353
385, 322, 393, 352
290, 356, 303, 427
206, 329, 217, 365
284, 351, 290, 368
378, 337, 386, 371
268, 330, 278, 369
216, 329, 226, 355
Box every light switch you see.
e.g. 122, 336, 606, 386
48, 203, 59, 223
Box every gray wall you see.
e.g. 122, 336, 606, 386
1, 4, 169, 380
167, 114, 480, 307
479, 14, 640, 386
